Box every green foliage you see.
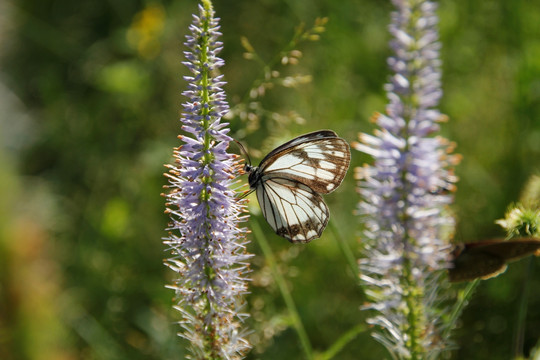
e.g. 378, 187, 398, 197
1, 0, 540, 359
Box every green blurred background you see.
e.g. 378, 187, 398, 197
1, 0, 540, 359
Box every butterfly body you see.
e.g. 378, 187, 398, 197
245, 130, 351, 243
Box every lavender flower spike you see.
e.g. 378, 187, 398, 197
354, 0, 459, 358
163, 1, 251, 358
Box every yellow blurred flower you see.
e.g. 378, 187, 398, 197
127, 4, 165, 60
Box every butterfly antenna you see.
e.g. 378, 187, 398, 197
238, 187, 255, 199
232, 140, 254, 200
233, 139, 252, 167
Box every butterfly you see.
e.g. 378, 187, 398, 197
242, 130, 351, 243
448, 238, 540, 282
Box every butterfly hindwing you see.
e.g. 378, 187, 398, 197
257, 177, 329, 243
448, 250, 507, 283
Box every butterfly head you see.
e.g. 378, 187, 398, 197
245, 164, 261, 189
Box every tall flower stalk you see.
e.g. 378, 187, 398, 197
163, 1, 251, 358
354, 0, 459, 358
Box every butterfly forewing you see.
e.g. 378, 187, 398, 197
257, 178, 329, 243
258, 130, 340, 164
464, 239, 540, 262
247, 130, 350, 242
260, 131, 351, 194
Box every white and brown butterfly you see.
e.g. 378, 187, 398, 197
448, 238, 540, 282
243, 130, 351, 243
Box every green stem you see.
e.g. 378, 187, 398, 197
315, 324, 367, 360
397, 3, 431, 358
441, 280, 479, 341
328, 221, 360, 282
428, 280, 479, 359
402, 254, 421, 360
251, 219, 314, 360
198, 2, 220, 358
240, 22, 313, 105
513, 257, 533, 358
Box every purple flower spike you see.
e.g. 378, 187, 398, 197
354, 0, 460, 358
163, 1, 251, 358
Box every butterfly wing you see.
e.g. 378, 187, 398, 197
464, 239, 540, 262
256, 177, 329, 243
448, 238, 540, 282
448, 250, 507, 283
259, 130, 341, 164
259, 130, 351, 194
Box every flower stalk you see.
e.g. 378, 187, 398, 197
354, 0, 459, 358
163, 1, 251, 358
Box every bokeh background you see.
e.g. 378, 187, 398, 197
1, 0, 540, 359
